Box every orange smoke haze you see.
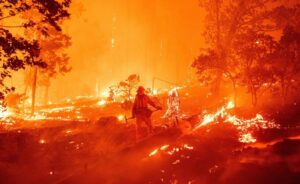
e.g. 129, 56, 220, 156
11, 0, 206, 102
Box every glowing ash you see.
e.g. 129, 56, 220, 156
148, 144, 193, 157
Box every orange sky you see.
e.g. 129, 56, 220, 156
13, 0, 206, 102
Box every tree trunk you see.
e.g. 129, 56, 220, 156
24, 85, 29, 95
44, 85, 49, 105
214, 0, 222, 97
253, 91, 257, 107
152, 77, 155, 95
250, 82, 257, 107
280, 77, 286, 105
251, 87, 258, 107
232, 80, 237, 107
213, 72, 222, 97
285, 81, 291, 105
128, 88, 132, 101
31, 67, 38, 115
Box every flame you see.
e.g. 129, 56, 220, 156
117, 115, 125, 122
0, 106, 17, 128
148, 144, 193, 157
101, 90, 110, 98
239, 133, 256, 143
195, 102, 230, 129
194, 101, 279, 143
39, 139, 46, 144
0, 109, 13, 119
160, 145, 170, 150
149, 148, 159, 157
226, 101, 235, 109
183, 144, 194, 150
97, 99, 107, 106
148, 144, 170, 157
65, 129, 72, 134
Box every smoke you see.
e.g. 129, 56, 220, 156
44, 0, 205, 101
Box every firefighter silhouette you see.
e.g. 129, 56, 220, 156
132, 86, 162, 140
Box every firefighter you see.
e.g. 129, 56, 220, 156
163, 88, 180, 127
132, 86, 162, 140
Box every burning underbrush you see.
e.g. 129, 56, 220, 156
0, 87, 299, 184
0, 109, 299, 184
115, 125, 300, 184
0, 116, 135, 183
192, 102, 280, 143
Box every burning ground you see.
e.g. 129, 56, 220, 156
0, 88, 300, 184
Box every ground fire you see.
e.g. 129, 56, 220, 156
1, 0, 300, 184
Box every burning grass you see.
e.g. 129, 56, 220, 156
0, 88, 298, 184
193, 102, 279, 143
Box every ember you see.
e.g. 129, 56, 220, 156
39, 139, 46, 144
148, 144, 194, 157
149, 148, 159, 157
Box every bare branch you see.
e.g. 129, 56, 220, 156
0, 25, 25, 28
